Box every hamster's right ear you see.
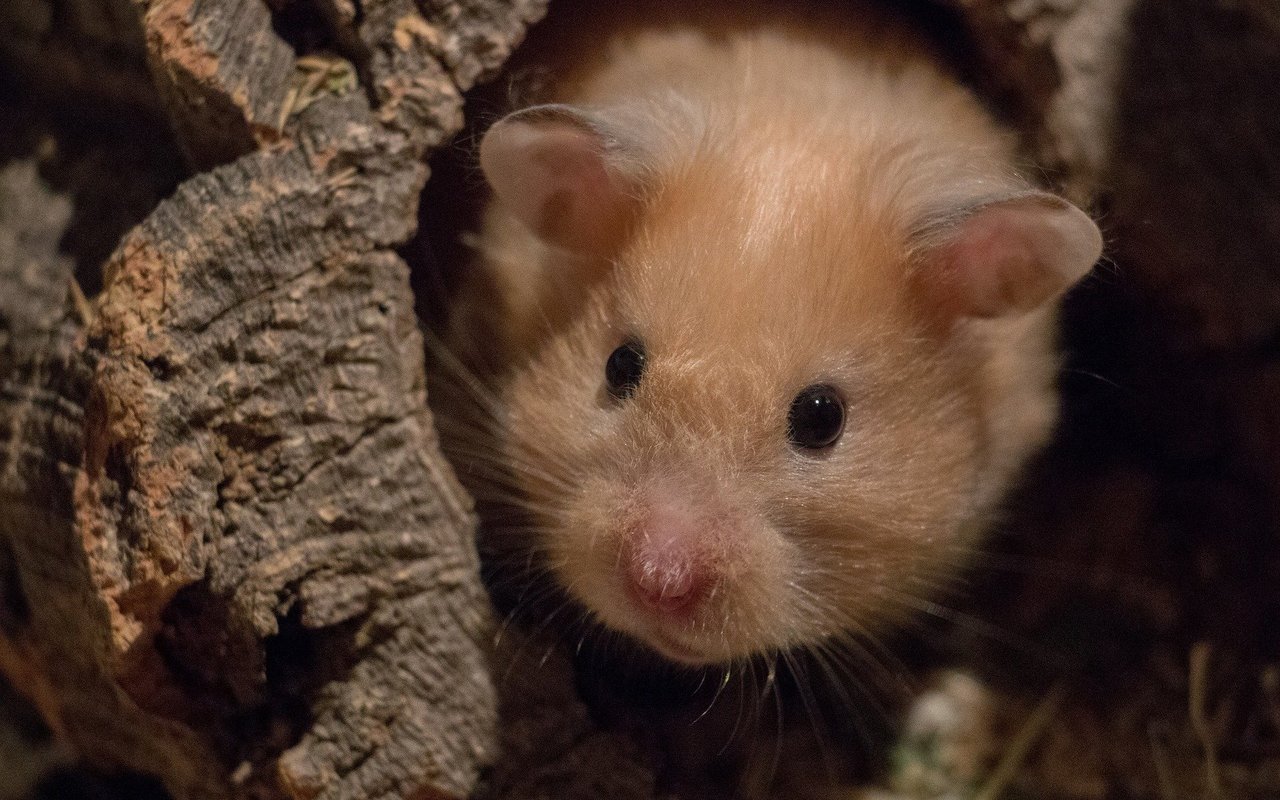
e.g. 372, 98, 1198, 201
480, 104, 639, 256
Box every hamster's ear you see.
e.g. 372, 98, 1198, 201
480, 104, 638, 256
914, 193, 1102, 318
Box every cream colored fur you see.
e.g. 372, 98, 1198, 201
450, 4, 1086, 664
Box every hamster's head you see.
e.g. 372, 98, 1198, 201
476, 104, 1102, 666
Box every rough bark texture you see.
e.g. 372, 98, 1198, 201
1, 0, 1278, 799
0, 0, 544, 798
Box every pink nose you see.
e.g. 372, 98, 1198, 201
624, 501, 711, 615
627, 556, 706, 614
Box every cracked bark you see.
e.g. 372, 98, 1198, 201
0, 0, 544, 798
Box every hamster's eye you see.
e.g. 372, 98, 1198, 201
606, 340, 646, 399
788, 384, 845, 450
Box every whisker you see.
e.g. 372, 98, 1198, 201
877, 586, 1049, 659
780, 648, 839, 784
809, 643, 884, 724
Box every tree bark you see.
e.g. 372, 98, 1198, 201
0, 1, 543, 798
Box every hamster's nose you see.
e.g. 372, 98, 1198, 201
627, 555, 706, 614
623, 502, 711, 615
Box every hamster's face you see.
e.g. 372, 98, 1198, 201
498, 165, 1001, 666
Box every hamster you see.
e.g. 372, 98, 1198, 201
439, 0, 1103, 669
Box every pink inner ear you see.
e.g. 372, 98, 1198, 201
928, 194, 1103, 319
480, 111, 633, 255
940, 206, 1059, 317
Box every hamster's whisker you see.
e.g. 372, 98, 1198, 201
422, 327, 509, 420
438, 434, 578, 496
876, 586, 1046, 657
780, 648, 843, 785
938, 541, 1153, 588
722, 661, 751, 756
804, 638, 900, 753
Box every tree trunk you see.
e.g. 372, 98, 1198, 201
0, 1, 542, 798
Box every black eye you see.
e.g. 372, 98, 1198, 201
788, 384, 845, 450
606, 340, 646, 399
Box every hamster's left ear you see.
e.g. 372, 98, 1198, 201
914, 193, 1102, 319
479, 104, 640, 257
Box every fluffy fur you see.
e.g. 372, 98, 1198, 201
446, 3, 1096, 666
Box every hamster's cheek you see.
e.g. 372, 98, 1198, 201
543, 476, 639, 631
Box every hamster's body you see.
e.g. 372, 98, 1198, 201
444, 2, 1101, 668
